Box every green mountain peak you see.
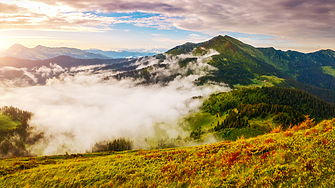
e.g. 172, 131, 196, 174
166, 35, 243, 55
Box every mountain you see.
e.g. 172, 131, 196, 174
85, 49, 160, 58
0, 44, 111, 60
1, 35, 334, 103
165, 35, 335, 103
0, 56, 125, 69
1, 36, 335, 186
0, 56, 127, 85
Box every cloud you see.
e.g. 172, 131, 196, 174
0, 73, 228, 155
1, 0, 333, 50
0, 1, 118, 32
27, 0, 334, 46
0, 53, 230, 155
129, 15, 178, 30
0, 2, 26, 13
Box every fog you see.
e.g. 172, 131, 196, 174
0, 59, 230, 155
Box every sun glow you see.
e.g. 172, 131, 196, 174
0, 35, 11, 50
1, 0, 73, 14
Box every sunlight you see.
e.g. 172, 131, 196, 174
1, 0, 73, 15
0, 36, 10, 50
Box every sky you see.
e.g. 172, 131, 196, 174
0, 0, 334, 52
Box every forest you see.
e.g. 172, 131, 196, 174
92, 138, 133, 153
187, 87, 335, 140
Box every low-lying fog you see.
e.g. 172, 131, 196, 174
0, 52, 230, 155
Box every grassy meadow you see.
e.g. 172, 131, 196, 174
1, 118, 334, 187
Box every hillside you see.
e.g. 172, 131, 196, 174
180, 86, 335, 143
166, 35, 335, 104
258, 48, 335, 91
1, 118, 334, 187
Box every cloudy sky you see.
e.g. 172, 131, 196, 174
0, 0, 334, 52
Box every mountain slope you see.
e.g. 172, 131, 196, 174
182, 86, 335, 143
258, 47, 335, 91
0, 44, 110, 60
1, 118, 334, 187
202, 87, 335, 128
166, 35, 335, 103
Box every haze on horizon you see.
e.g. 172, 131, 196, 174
0, 0, 334, 53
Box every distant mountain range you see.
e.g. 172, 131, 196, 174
0, 55, 125, 69
85, 49, 164, 59
0, 44, 110, 60
0, 44, 163, 60
1, 35, 334, 103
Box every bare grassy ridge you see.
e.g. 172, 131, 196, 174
1, 118, 334, 187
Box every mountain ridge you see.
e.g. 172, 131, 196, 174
164, 35, 335, 103
0, 44, 163, 60
0, 44, 111, 60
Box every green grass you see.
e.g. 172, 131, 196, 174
248, 114, 279, 130
183, 112, 224, 131
0, 113, 21, 130
322, 66, 335, 78
217, 127, 265, 140
1, 118, 334, 187
233, 76, 286, 89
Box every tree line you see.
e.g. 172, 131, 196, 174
92, 138, 133, 153
202, 87, 335, 122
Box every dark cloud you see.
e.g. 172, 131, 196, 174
36, 0, 185, 12
0, 2, 26, 13
109, 2, 184, 12
280, 0, 306, 8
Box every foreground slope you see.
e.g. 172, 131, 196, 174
1, 118, 334, 187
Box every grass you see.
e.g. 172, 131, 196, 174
217, 127, 265, 141
0, 113, 21, 130
233, 75, 286, 89
1, 118, 334, 187
248, 114, 279, 131
322, 66, 335, 78
183, 112, 224, 131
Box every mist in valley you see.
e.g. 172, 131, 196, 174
0, 52, 230, 156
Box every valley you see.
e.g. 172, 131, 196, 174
0, 35, 335, 187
